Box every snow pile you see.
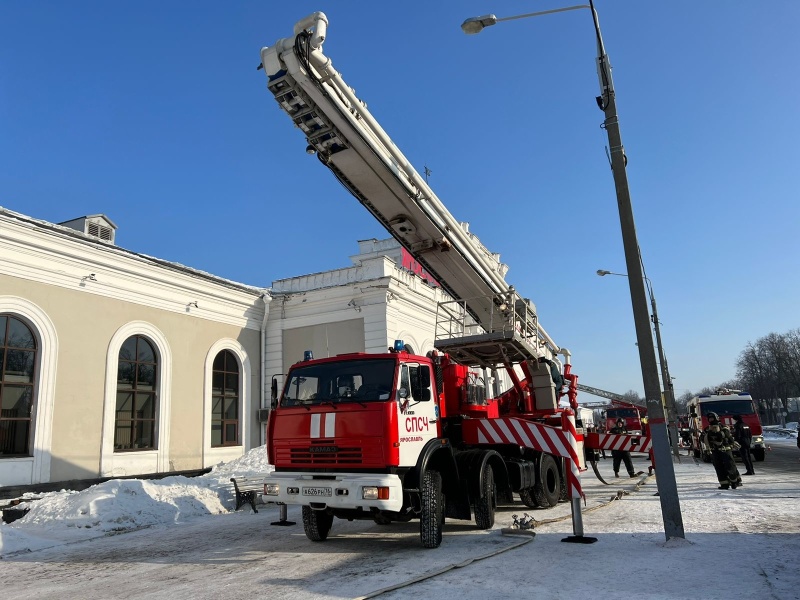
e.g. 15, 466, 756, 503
1, 445, 272, 554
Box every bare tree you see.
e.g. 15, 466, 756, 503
675, 390, 694, 414
736, 331, 800, 425
621, 390, 645, 407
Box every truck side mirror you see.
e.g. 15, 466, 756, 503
271, 378, 279, 409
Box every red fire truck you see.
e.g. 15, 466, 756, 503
687, 389, 765, 462
575, 384, 647, 433
258, 12, 643, 547
604, 403, 647, 434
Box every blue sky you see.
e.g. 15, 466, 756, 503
2, 1, 798, 397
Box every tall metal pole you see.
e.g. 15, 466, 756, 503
463, 0, 686, 541
598, 270, 681, 458
645, 280, 681, 458
588, 0, 684, 539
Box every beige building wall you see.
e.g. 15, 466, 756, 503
0, 208, 266, 486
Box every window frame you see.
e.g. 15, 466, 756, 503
101, 321, 172, 477
0, 297, 57, 485
0, 314, 38, 458
210, 349, 240, 447
114, 335, 159, 452
203, 339, 251, 468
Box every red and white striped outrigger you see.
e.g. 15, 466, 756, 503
462, 410, 586, 501
586, 431, 652, 454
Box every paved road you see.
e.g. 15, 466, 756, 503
1, 446, 794, 600
759, 440, 799, 474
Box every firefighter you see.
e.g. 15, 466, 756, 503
610, 418, 636, 478
703, 412, 742, 489
732, 414, 755, 475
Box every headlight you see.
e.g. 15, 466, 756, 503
362, 486, 390, 500
753, 436, 763, 444
264, 483, 280, 496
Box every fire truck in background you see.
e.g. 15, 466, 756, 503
687, 389, 765, 462
576, 384, 647, 433
604, 403, 647, 434
258, 12, 639, 548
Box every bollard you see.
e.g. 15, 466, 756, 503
270, 503, 296, 526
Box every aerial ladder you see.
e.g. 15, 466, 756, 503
257, 12, 633, 546
258, 12, 574, 415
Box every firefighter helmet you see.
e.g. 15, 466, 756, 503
706, 412, 719, 423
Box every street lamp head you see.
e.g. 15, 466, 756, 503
461, 14, 497, 34
596, 269, 612, 276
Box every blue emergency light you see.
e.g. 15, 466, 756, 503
304, 350, 313, 361
393, 340, 405, 352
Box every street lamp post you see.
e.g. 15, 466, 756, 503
462, 1, 685, 540
597, 270, 681, 459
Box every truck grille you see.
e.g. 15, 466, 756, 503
289, 445, 363, 465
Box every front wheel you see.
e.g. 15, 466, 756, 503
302, 506, 333, 542
474, 463, 495, 529
420, 469, 444, 548
752, 447, 765, 462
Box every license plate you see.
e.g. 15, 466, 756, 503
302, 486, 332, 497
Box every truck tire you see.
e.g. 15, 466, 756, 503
420, 469, 444, 548
474, 463, 496, 529
533, 454, 561, 508
519, 488, 538, 508
558, 458, 568, 503
752, 448, 765, 462
302, 506, 333, 542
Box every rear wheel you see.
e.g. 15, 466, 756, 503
302, 506, 333, 542
752, 448, 765, 462
533, 454, 561, 508
474, 463, 496, 529
420, 470, 444, 548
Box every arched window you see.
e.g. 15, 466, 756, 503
211, 350, 239, 447
115, 335, 158, 451
0, 315, 37, 457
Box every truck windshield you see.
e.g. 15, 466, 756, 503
281, 359, 396, 407
700, 400, 755, 416
607, 409, 639, 419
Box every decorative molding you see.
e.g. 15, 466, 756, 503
0, 215, 265, 330
0, 296, 58, 485
100, 321, 172, 477
202, 339, 252, 468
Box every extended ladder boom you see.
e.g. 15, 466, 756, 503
260, 13, 560, 360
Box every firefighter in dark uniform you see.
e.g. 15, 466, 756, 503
702, 412, 742, 489
732, 414, 755, 475
610, 418, 637, 478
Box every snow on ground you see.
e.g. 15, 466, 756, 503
1, 434, 799, 600
0, 446, 273, 555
